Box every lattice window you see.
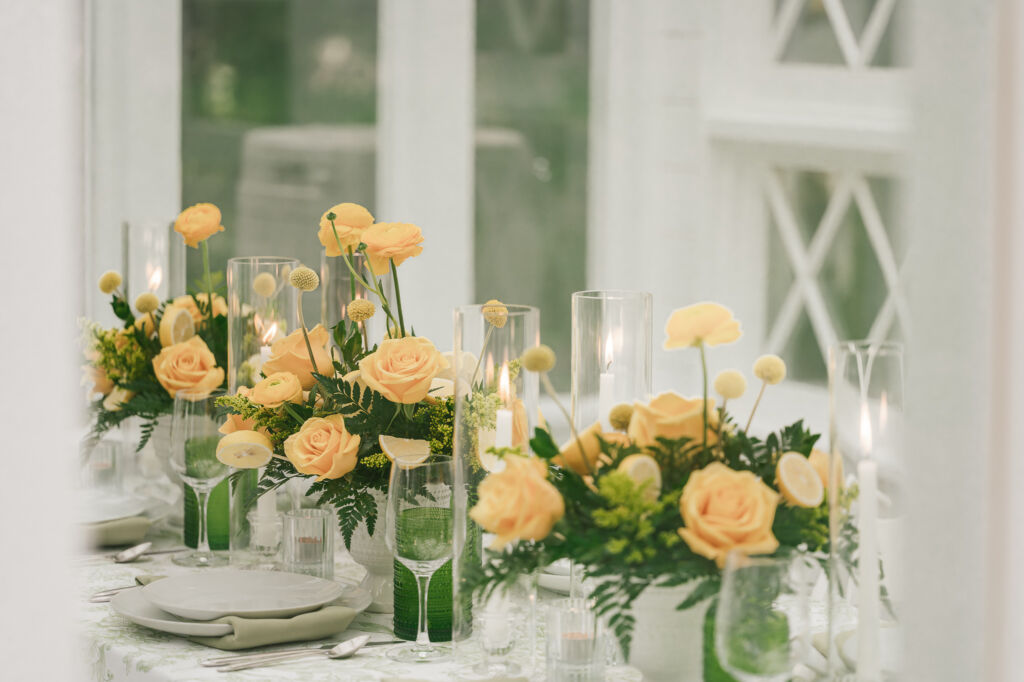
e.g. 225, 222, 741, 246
762, 167, 908, 382
774, 0, 905, 69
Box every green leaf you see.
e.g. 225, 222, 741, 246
529, 427, 559, 458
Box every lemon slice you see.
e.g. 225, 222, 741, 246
474, 429, 506, 473
777, 451, 825, 508
379, 435, 431, 469
159, 304, 196, 346
216, 430, 274, 468
618, 454, 662, 501
808, 448, 835, 490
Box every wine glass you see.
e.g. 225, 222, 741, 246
169, 388, 230, 567
715, 552, 814, 682
384, 457, 455, 662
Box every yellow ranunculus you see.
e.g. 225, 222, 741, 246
361, 222, 424, 276
555, 421, 629, 475
284, 414, 361, 481
261, 324, 335, 390
173, 293, 227, 323
152, 336, 225, 398
677, 462, 779, 567
627, 392, 718, 449
358, 336, 448, 404
249, 372, 304, 409
470, 455, 565, 550
318, 203, 374, 256
174, 203, 225, 248
664, 302, 741, 349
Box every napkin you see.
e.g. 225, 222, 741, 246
84, 516, 152, 547
188, 605, 358, 650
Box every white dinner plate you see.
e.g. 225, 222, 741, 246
537, 573, 572, 595
141, 570, 346, 621
78, 492, 150, 525
545, 559, 572, 576
111, 588, 234, 637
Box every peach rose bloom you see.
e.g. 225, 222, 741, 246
174, 203, 225, 248
470, 455, 565, 550
628, 392, 719, 449
152, 336, 225, 398
318, 202, 374, 255
556, 421, 629, 475
249, 372, 303, 409
284, 414, 361, 481
83, 349, 114, 396
664, 302, 741, 349
677, 462, 780, 567
262, 324, 335, 390
358, 336, 448, 404
362, 222, 424, 276
173, 294, 227, 323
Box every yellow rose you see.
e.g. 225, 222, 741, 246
677, 462, 780, 567
358, 336, 448, 404
555, 421, 629, 475
362, 222, 424, 276
249, 371, 303, 409
262, 324, 335, 390
152, 336, 225, 398
174, 203, 225, 248
172, 294, 227, 324
664, 302, 741, 349
284, 414, 360, 481
470, 455, 565, 550
627, 392, 718, 448
318, 203, 374, 255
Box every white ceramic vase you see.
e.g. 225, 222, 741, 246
627, 583, 710, 682
346, 488, 394, 613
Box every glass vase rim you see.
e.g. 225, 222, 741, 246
227, 256, 302, 267
571, 289, 653, 301
174, 387, 227, 401
831, 339, 904, 355
454, 303, 539, 316
282, 507, 332, 520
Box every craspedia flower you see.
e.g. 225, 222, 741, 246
521, 345, 556, 373
753, 354, 787, 385
98, 271, 122, 295
482, 299, 508, 328
289, 266, 320, 292
252, 272, 276, 297
135, 292, 160, 314
609, 403, 634, 431
347, 299, 376, 323
714, 369, 747, 400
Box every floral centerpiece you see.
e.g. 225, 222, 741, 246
464, 303, 835, 680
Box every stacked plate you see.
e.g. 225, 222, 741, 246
110, 570, 372, 637
537, 558, 573, 594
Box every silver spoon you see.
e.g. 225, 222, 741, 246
214, 635, 372, 672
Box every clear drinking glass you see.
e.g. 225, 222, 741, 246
169, 389, 230, 567
385, 457, 455, 663
281, 508, 334, 580
545, 598, 604, 682
715, 552, 813, 682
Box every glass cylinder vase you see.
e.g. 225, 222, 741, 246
121, 219, 186, 305
320, 251, 392, 347
450, 304, 541, 665
828, 340, 905, 681
570, 290, 653, 433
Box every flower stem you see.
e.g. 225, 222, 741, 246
295, 292, 320, 377
540, 372, 593, 477
329, 220, 400, 332
744, 381, 767, 433
470, 325, 495, 388
390, 259, 407, 337
201, 240, 215, 331
699, 341, 709, 451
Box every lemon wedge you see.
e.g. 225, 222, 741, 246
159, 304, 196, 346
808, 448, 836, 490
618, 454, 662, 501
216, 430, 274, 469
777, 451, 825, 508
379, 435, 431, 469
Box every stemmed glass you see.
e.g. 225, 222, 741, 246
170, 388, 230, 567
385, 457, 455, 662
715, 552, 814, 682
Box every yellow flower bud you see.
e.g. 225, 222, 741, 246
98, 270, 122, 295
347, 299, 376, 322
289, 266, 320, 292
521, 345, 556, 373
482, 299, 508, 328
608, 403, 634, 432
134, 292, 160, 314
753, 354, 786, 385
252, 272, 276, 297
713, 369, 747, 400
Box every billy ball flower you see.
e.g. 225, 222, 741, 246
753, 354, 787, 385
289, 266, 320, 292
252, 272, 276, 297
98, 271, 122, 295
135, 292, 160, 314
347, 299, 376, 323
521, 345, 556, 373
713, 369, 747, 400
482, 299, 509, 328
609, 403, 634, 432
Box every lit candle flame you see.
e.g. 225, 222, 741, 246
860, 402, 873, 455
147, 265, 163, 292
878, 391, 888, 431
604, 333, 614, 370
498, 363, 511, 405
261, 321, 279, 346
